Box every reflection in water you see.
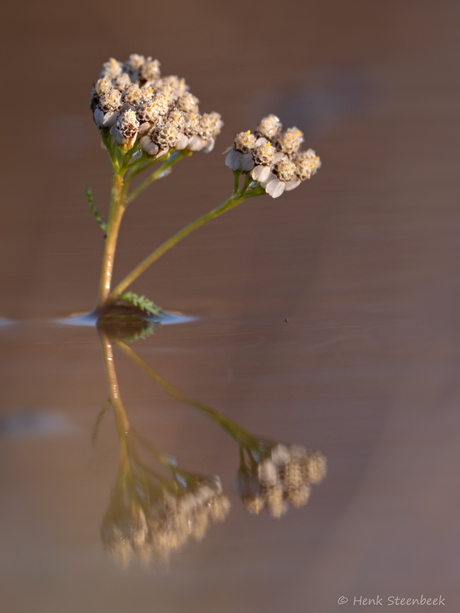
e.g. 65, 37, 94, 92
99, 332, 230, 566
114, 339, 327, 520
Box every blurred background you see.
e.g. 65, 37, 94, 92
1, 1, 460, 612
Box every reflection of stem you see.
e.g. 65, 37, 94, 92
99, 332, 205, 489
115, 340, 266, 449
100, 331, 132, 470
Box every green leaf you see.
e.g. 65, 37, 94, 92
91, 401, 110, 444
120, 291, 163, 317
86, 187, 107, 234
119, 320, 159, 343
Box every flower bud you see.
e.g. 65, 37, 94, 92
256, 114, 282, 140
234, 130, 256, 153
294, 149, 322, 180
276, 127, 304, 156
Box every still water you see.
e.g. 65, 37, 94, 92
1, 1, 460, 611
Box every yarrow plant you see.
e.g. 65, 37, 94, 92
89, 54, 321, 318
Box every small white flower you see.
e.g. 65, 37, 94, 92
202, 138, 215, 153
177, 92, 199, 114
95, 76, 112, 97
265, 174, 286, 198
93, 107, 104, 127
225, 150, 254, 171
199, 112, 224, 140
99, 89, 123, 113
234, 130, 256, 153
284, 176, 301, 191
94, 108, 120, 129
184, 112, 201, 137
139, 57, 161, 82
174, 133, 189, 150
225, 149, 242, 169
256, 114, 282, 141
160, 75, 189, 97
253, 140, 276, 166
187, 135, 208, 151
99, 57, 123, 80
273, 158, 296, 182
251, 165, 271, 182
139, 135, 159, 156
123, 54, 145, 80
277, 127, 304, 157
101, 111, 120, 128
114, 109, 139, 150
295, 149, 321, 180
113, 73, 132, 92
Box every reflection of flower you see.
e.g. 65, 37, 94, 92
114, 339, 327, 521
235, 442, 326, 518
99, 332, 230, 567
101, 458, 230, 566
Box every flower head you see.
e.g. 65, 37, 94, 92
225, 115, 320, 198
91, 54, 223, 158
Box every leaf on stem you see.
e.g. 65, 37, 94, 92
119, 291, 163, 317
91, 401, 110, 444
86, 187, 108, 234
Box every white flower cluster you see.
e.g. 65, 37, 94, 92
225, 115, 321, 198
101, 476, 230, 565
91, 55, 223, 156
235, 444, 326, 518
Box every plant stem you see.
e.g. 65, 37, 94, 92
115, 340, 260, 446
126, 150, 189, 204
96, 173, 126, 311
109, 192, 249, 300
233, 170, 242, 195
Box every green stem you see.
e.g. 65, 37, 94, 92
241, 173, 252, 194
109, 193, 247, 300
96, 173, 127, 310
100, 332, 131, 471
126, 150, 189, 204
100, 130, 119, 173
233, 170, 242, 195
